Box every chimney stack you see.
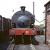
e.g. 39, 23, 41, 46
20, 6, 26, 12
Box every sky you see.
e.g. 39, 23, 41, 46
0, 0, 49, 25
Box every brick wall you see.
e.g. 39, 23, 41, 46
46, 15, 50, 43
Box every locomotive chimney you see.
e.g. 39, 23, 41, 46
20, 6, 26, 12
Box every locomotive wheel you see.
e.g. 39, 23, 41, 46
14, 35, 23, 45
14, 35, 32, 45
24, 35, 32, 45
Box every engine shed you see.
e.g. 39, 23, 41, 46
44, 1, 50, 44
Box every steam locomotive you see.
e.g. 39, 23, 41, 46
9, 6, 38, 44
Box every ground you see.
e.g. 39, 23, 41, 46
7, 44, 50, 50
0, 35, 50, 50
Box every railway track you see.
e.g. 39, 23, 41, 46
7, 38, 36, 50
7, 44, 36, 50
7, 44, 50, 50
7, 44, 15, 50
7, 35, 50, 50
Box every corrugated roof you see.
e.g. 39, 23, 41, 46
44, 1, 50, 7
